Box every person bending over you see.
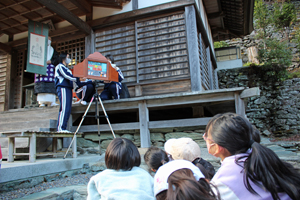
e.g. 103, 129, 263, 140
99, 54, 124, 100
74, 78, 95, 105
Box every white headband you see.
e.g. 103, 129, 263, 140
153, 159, 205, 196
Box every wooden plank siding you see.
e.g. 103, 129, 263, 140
0, 53, 8, 111
94, 11, 192, 97
95, 23, 137, 84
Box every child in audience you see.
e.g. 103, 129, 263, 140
164, 137, 215, 180
205, 112, 300, 200
144, 147, 169, 173
87, 138, 155, 200
154, 160, 219, 200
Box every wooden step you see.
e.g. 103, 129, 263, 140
0, 119, 57, 132
0, 107, 58, 123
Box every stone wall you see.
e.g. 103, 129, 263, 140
218, 67, 300, 136
222, 1, 300, 71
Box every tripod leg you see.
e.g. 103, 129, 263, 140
63, 96, 94, 159
95, 95, 101, 155
98, 97, 116, 138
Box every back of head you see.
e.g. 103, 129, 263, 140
154, 160, 218, 200
205, 112, 300, 199
105, 54, 115, 64
164, 137, 201, 162
144, 147, 169, 171
105, 138, 141, 170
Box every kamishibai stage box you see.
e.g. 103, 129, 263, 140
73, 52, 119, 82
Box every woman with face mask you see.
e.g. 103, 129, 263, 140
204, 113, 300, 200
54, 52, 81, 132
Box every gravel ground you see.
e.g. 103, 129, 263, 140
0, 174, 93, 200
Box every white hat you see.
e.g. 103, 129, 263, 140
153, 159, 204, 196
164, 137, 201, 162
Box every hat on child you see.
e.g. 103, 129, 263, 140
164, 137, 201, 162
153, 159, 205, 196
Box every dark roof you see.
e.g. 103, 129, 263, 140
0, 0, 130, 36
203, 0, 254, 41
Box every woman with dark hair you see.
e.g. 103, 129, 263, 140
205, 112, 300, 200
87, 138, 155, 200
54, 52, 81, 132
154, 160, 219, 200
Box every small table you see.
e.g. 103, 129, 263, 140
1, 131, 82, 162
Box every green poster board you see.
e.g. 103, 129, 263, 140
26, 20, 49, 76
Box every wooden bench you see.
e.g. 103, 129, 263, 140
0, 131, 82, 163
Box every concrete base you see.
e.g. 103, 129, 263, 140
0, 154, 103, 184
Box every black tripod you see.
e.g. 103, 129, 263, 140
63, 88, 116, 159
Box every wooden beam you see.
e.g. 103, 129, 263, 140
0, 42, 12, 54
71, 122, 140, 132
89, 0, 195, 29
34, 0, 92, 35
85, 30, 95, 57
91, 2, 122, 9
207, 11, 225, 19
139, 100, 151, 148
206, 47, 214, 90
240, 87, 260, 99
149, 117, 211, 129
185, 5, 202, 92
4, 54, 11, 111
69, 0, 92, 13
132, 0, 138, 10
235, 92, 246, 117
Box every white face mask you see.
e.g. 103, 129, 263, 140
48, 40, 51, 46
65, 58, 71, 65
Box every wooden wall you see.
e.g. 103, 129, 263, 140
95, 11, 191, 97
0, 53, 8, 111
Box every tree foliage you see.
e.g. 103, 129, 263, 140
254, 0, 296, 80
214, 41, 229, 49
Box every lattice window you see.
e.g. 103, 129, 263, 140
56, 37, 85, 66
14, 50, 25, 108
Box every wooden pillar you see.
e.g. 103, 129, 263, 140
135, 85, 142, 97
4, 54, 11, 111
235, 92, 246, 117
138, 100, 151, 148
8, 137, 15, 162
85, 30, 95, 57
29, 133, 36, 163
185, 5, 202, 92
72, 135, 77, 158
135, 21, 139, 85
132, 0, 138, 10
206, 47, 214, 90
214, 69, 219, 89
52, 137, 57, 153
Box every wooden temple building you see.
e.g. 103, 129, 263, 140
0, 0, 257, 159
